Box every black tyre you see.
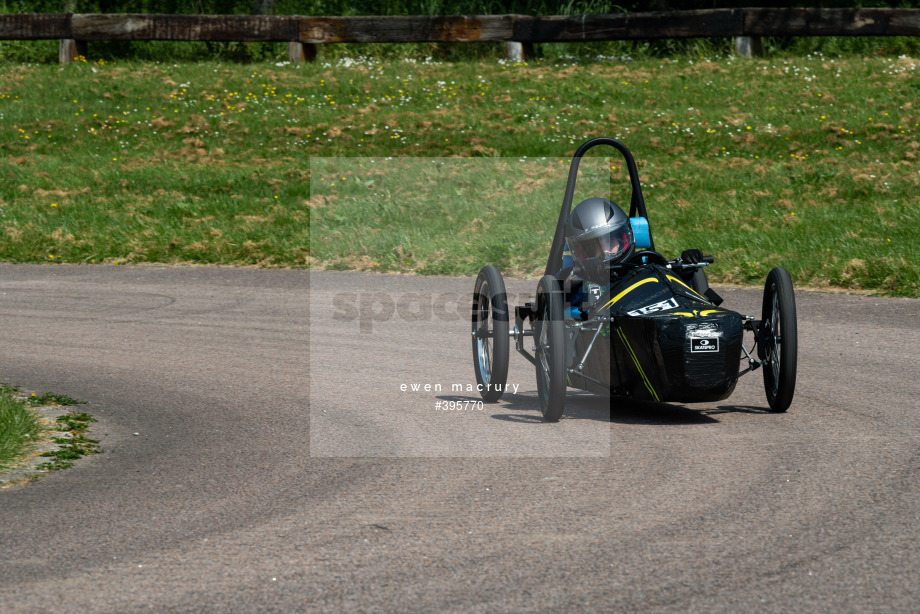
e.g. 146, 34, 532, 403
472, 266, 509, 402
534, 275, 567, 421
761, 267, 798, 412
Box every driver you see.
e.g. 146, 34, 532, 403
560, 197, 707, 315
564, 197, 634, 285
558, 198, 634, 316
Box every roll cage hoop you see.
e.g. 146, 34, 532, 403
544, 137, 655, 277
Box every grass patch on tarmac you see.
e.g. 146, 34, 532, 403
0, 384, 45, 471
0, 385, 43, 472
2, 55, 919, 295
35, 413, 100, 472
0, 383, 94, 476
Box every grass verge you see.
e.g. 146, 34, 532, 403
0, 385, 43, 472
1, 54, 918, 295
0, 383, 94, 476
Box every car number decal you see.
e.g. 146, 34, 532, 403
690, 338, 719, 352
627, 297, 679, 317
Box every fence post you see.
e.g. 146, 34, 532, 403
289, 41, 317, 63
505, 41, 534, 61
734, 36, 763, 58
59, 39, 87, 65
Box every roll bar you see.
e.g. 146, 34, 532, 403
544, 137, 654, 276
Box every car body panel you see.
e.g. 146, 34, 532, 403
567, 264, 742, 403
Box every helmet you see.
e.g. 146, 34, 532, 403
564, 197, 634, 283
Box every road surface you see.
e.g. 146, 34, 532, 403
1, 265, 919, 612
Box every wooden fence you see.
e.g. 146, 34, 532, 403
2, 8, 920, 64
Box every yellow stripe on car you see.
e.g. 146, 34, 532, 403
616, 327, 659, 402
672, 310, 722, 318
602, 277, 658, 310
666, 275, 707, 301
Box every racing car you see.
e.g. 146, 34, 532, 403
471, 137, 797, 421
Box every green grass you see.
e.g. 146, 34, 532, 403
1, 53, 919, 295
25, 391, 84, 406
311, 156, 615, 276
0, 383, 92, 475
35, 413, 100, 472
0, 384, 44, 472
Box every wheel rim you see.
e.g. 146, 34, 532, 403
536, 301, 550, 405
767, 286, 782, 396
476, 282, 493, 385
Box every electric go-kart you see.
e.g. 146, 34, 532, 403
471, 137, 797, 421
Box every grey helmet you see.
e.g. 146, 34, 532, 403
564, 197, 634, 283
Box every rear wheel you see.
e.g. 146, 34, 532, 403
472, 266, 509, 402
534, 275, 567, 421
761, 267, 797, 412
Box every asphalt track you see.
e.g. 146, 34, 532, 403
2, 264, 920, 612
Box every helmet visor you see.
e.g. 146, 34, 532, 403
569, 227, 633, 264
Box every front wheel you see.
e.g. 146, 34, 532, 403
472, 266, 509, 402
761, 267, 797, 412
534, 275, 567, 421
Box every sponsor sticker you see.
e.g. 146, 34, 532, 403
691, 337, 719, 352
627, 297, 679, 317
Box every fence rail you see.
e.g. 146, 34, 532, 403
2, 9, 920, 63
